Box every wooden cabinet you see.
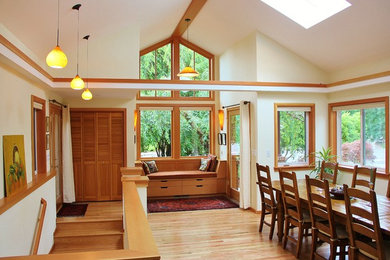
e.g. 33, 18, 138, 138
71, 109, 126, 202
148, 177, 218, 197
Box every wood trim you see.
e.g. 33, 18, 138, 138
31, 198, 47, 255
140, 38, 173, 56
327, 71, 390, 87
248, 207, 261, 214
31, 95, 47, 175
171, 0, 208, 37
226, 107, 240, 199
0, 172, 55, 215
122, 181, 159, 255
328, 96, 389, 174
136, 90, 215, 101
178, 37, 214, 59
273, 103, 316, 168
121, 175, 149, 187
136, 104, 215, 160
69, 108, 126, 112
273, 165, 315, 171
0, 34, 53, 81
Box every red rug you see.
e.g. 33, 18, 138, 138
147, 196, 238, 213
57, 203, 88, 217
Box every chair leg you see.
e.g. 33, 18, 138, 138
329, 242, 337, 260
259, 206, 266, 232
269, 210, 276, 240
296, 223, 304, 258
310, 229, 317, 260
339, 245, 346, 260
282, 217, 289, 249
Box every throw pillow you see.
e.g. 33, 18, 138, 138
199, 158, 211, 171
207, 154, 217, 171
142, 161, 151, 175
146, 160, 158, 173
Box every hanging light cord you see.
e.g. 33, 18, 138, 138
56, 0, 60, 46
76, 7, 80, 74
83, 35, 90, 88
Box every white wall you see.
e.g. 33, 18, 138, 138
0, 62, 57, 256
256, 32, 328, 83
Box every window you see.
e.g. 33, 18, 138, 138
140, 43, 171, 80
180, 90, 210, 98
139, 90, 172, 98
140, 108, 172, 158
180, 108, 210, 156
137, 104, 214, 159
179, 44, 210, 81
329, 97, 389, 173
31, 95, 47, 174
274, 104, 315, 168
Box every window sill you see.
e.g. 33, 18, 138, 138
0, 172, 55, 215
338, 165, 389, 178
274, 165, 314, 171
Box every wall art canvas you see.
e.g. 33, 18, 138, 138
3, 135, 27, 196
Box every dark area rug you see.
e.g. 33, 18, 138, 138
57, 203, 88, 217
147, 196, 238, 213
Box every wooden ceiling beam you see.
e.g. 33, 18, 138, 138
171, 0, 207, 37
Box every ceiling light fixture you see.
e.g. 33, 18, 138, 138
177, 18, 199, 78
46, 0, 68, 68
70, 4, 85, 90
261, 0, 351, 29
81, 35, 92, 101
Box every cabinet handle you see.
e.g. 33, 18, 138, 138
196, 179, 203, 181
196, 185, 203, 188
161, 180, 168, 182
161, 187, 168, 189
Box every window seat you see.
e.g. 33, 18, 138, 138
135, 159, 226, 197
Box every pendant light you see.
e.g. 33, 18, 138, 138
82, 35, 92, 100
70, 4, 85, 90
46, 0, 68, 68
177, 18, 199, 78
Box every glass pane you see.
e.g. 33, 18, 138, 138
140, 90, 156, 97
364, 107, 385, 169
195, 52, 209, 80
140, 110, 171, 158
180, 90, 194, 97
156, 90, 171, 97
180, 110, 210, 156
140, 51, 155, 79
195, 91, 210, 97
179, 44, 195, 80
155, 43, 171, 80
340, 109, 361, 165
278, 111, 307, 165
229, 113, 240, 191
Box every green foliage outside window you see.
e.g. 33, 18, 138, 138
140, 44, 171, 80
179, 44, 209, 81
180, 90, 210, 97
140, 90, 171, 97
140, 110, 171, 158
278, 111, 307, 164
180, 110, 210, 156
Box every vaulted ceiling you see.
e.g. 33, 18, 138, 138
1, 0, 390, 78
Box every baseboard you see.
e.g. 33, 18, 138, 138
248, 207, 261, 214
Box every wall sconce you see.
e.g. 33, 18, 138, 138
134, 109, 138, 143
218, 109, 226, 145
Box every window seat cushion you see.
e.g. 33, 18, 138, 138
147, 170, 217, 180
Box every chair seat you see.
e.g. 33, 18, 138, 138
319, 224, 348, 240
359, 240, 390, 259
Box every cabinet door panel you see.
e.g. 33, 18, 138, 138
83, 162, 98, 201
98, 161, 111, 200
111, 163, 122, 200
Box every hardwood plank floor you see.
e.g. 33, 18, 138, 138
148, 208, 303, 259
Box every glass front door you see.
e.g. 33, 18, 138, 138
228, 108, 240, 201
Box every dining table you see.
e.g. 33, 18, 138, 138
271, 179, 390, 242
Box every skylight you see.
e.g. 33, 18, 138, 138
261, 0, 351, 29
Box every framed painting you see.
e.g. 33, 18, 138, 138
3, 135, 27, 196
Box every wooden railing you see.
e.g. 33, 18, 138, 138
1, 168, 160, 260
31, 198, 47, 255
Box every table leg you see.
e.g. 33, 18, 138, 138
276, 190, 284, 242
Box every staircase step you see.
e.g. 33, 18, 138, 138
55, 229, 123, 238
56, 219, 123, 234
52, 233, 123, 254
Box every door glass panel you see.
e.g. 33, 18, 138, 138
229, 112, 240, 191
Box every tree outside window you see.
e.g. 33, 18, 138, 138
180, 110, 210, 156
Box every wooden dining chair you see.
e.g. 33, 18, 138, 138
351, 166, 377, 190
256, 163, 278, 240
344, 184, 390, 260
279, 170, 311, 258
305, 175, 348, 260
319, 161, 338, 184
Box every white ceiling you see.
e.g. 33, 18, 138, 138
1, 0, 390, 78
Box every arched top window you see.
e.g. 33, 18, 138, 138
138, 37, 214, 100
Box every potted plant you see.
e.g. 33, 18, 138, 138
309, 147, 337, 179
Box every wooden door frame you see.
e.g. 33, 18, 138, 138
227, 107, 240, 202
49, 103, 63, 211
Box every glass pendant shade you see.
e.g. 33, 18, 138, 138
70, 75, 85, 90
46, 45, 68, 68
81, 88, 92, 100
177, 66, 199, 78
